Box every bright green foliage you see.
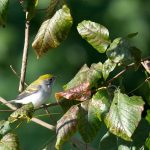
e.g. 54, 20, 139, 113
105, 89, 144, 141
88, 89, 110, 121
8, 103, 34, 123
77, 20, 110, 53
64, 62, 102, 90
0, 0, 9, 27
32, 5, 73, 58
106, 37, 132, 65
55, 105, 79, 150
102, 59, 116, 80
0, 133, 20, 150
78, 89, 110, 143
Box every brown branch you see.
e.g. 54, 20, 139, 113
35, 101, 62, 111
0, 97, 55, 131
19, 12, 30, 92
106, 63, 135, 85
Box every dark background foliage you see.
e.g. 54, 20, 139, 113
0, 0, 150, 149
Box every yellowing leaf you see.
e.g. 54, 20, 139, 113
77, 20, 110, 53
32, 5, 73, 58
0, 133, 20, 150
8, 103, 34, 123
55, 105, 79, 150
105, 89, 144, 141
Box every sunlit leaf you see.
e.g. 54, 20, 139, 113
100, 120, 149, 150
146, 133, 150, 150
55, 105, 79, 150
0, 120, 11, 135
105, 89, 144, 141
46, 0, 65, 18
77, 20, 110, 53
0, 0, 9, 27
0, 133, 20, 150
102, 59, 116, 80
88, 89, 110, 121
19, 0, 38, 20
142, 59, 150, 75
78, 89, 110, 143
8, 103, 34, 123
32, 5, 73, 58
64, 62, 102, 90
55, 82, 91, 101
78, 105, 100, 143
106, 37, 132, 65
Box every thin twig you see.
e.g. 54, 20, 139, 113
35, 101, 61, 111
10, 65, 28, 87
106, 63, 135, 85
0, 97, 55, 131
128, 77, 150, 94
19, 12, 30, 92
0, 109, 14, 112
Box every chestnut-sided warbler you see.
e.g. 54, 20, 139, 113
10, 74, 56, 108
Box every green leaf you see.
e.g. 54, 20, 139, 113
0, 0, 9, 27
46, 0, 65, 18
19, 0, 38, 20
8, 103, 34, 123
99, 132, 118, 150
59, 99, 80, 113
55, 105, 79, 150
146, 110, 150, 124
126, 32, 138, 38
105, 89, 144, 141
64, 62, 102, 90
89, 89, 110, 121
100, 120, 149, 150
0, 133, 20, 150
32, 5, 73, 58
77, 20, 110, 53
106, 37, 133, 65
102, 59, 116, 80
78, 105, 101, 143
0, 120, 11, 135
130, 47, 141, 69
146, 134, 150, 150
78, 89, 110, 143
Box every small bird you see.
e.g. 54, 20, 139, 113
10, 74, 56, 108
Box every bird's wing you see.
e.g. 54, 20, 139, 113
16, 83, 41, 100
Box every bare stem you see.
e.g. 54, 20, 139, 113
0, 97, 55, 131
106, 63, 135, 85
19, 12, 30, 92
10, 65, 28, 87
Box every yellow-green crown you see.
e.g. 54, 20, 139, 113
38, 74, 53, 80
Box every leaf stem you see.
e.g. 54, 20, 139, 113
19, 12, 30, 92
106, 63, 135, 85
